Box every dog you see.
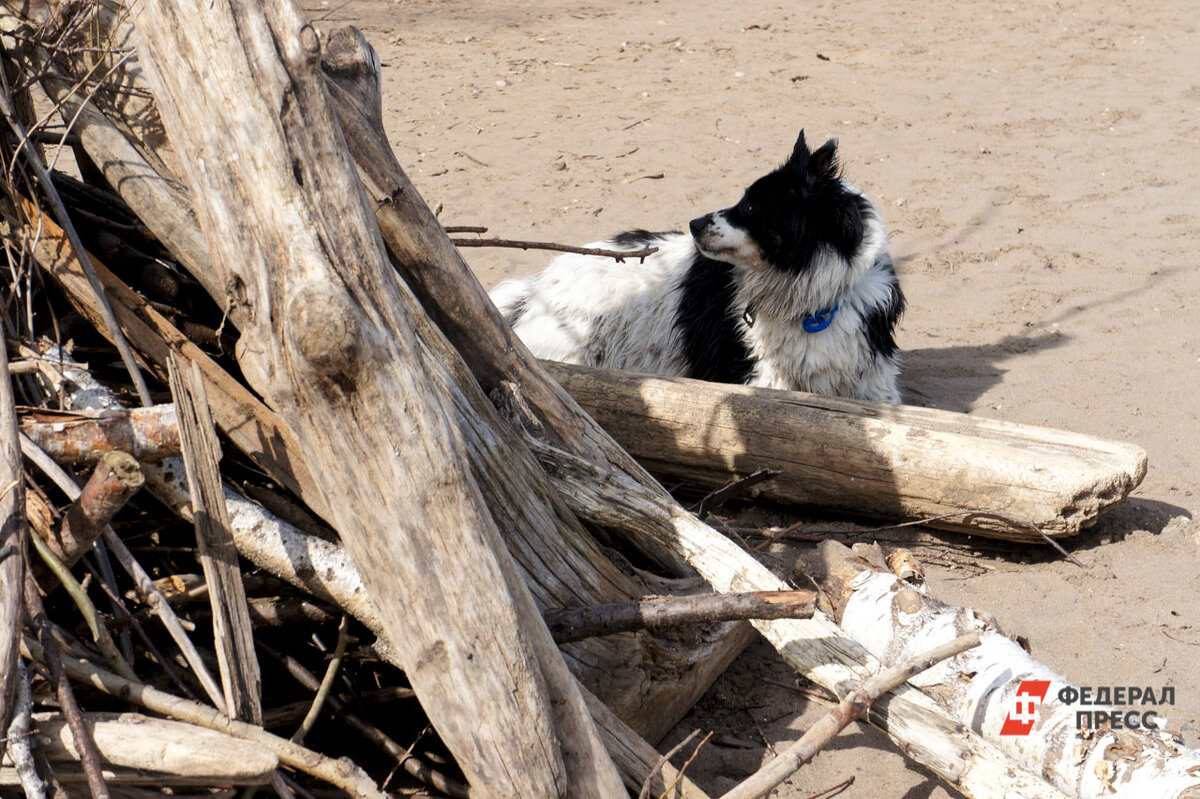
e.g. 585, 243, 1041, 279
489, 130, 904, 403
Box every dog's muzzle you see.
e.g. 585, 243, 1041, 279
688, 214, 713, 238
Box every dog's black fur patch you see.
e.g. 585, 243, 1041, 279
610, 228, 679, 249
721, 133, 869, 273
674, 254, 755, 383
863, 255, 905, 360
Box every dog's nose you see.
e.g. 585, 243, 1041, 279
688, 215, 709, 237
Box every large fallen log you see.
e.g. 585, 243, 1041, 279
546, 362, 1147, 540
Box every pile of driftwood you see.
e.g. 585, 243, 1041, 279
0, 0, 1196, 797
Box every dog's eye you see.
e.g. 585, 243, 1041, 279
744, 204, 754, 215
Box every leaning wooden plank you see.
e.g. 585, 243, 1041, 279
0, 332, 25, 760
128, 0, 623, 795
167, 353, 262, 725
0, 712, 278, 786
546, 362, 1147, 540
801, 540, 1200, 799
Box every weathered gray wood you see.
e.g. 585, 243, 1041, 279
167, 353, 262, 725
546, 362, 1147, 540
44, 451, 143, 569
19, 405, 180, 466
128, 1, 623, 795
26, 204, 753, 743
0, 712, 278, 786
0, 332, 25, 764
524, 432, 1074, 799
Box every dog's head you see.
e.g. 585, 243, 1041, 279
689, 130, 871, 275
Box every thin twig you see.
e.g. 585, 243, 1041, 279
663, 731, 713, 798
291, 614, 349, 745
451, 237, 659, 262
259, 643, 470, 799
639, 728, 699, 799
0, 81, 152, 406
24, 575, 111, 799
18, 432, 230, 713
694, 468, 780, 520
804, 776, 855, 799
28, 526, 136, 680
719, 632, 982, 799
5, 660, 45, 799
21, 634, 388, 799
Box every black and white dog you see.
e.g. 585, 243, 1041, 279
489, 130, 905, 403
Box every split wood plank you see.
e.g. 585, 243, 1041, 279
167, 352, 262, 725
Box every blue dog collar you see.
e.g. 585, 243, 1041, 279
742, 303, 840, 332
801, 303, 839, 333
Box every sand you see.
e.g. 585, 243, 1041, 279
303, 0, 1199, 795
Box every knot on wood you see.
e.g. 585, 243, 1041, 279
285, 284, 369, 394
298, 24, 321, 64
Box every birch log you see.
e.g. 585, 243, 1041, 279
546, 362, 1147, 540
128, 1, 623, 795
800, 540, 1200, 799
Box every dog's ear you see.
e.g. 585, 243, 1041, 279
809, 138, 840, 178
789, 130, 810, 165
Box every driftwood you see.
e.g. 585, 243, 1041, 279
545, 591, 816, 644
20, 635, 386, 799
18, 405, 180, 465
2, 6, 1190, 799
167, 353, 262, 725
42, 450, 143, 569
128, 1, 625, 795
22, 25, 757, 755
0, 712, 278, 786
0, 333, 25, 757
720, 632, 982, 799
801, 541, 1200, 798
547, 362, 1148, 540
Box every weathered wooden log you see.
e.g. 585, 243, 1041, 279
546, 362, 1147, 540
0, 712, 278, 786
800, 540, 1200, 799
19, 405, 180, 466
0, 336, 24, 762
128, 0, 624, 795
167, 353, 262, 725
43, 450, 143, 568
